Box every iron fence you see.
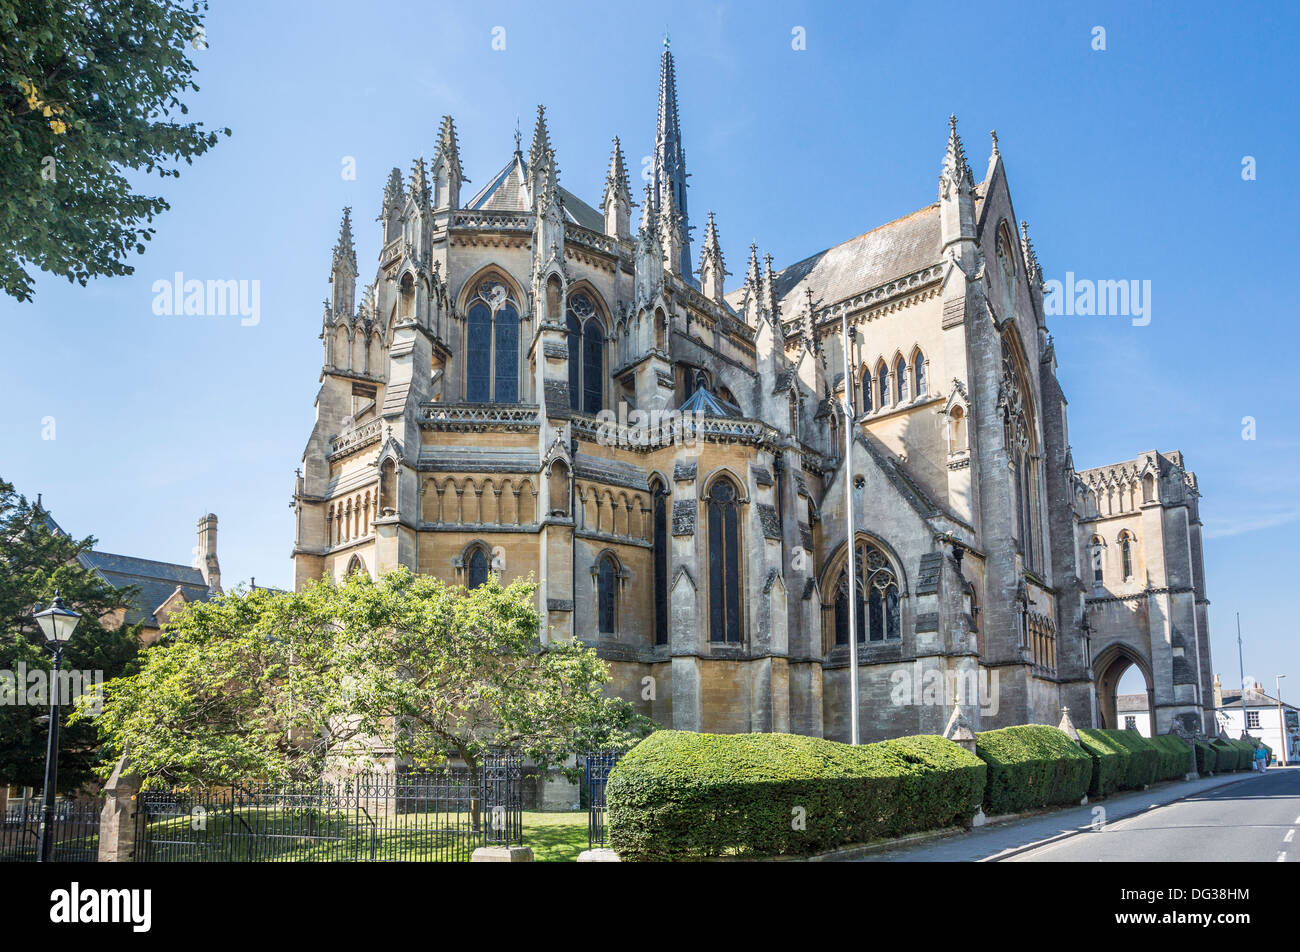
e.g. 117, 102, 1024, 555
0, 797, 100, 862
133, 753, 522, 863
584, 751, 621, 849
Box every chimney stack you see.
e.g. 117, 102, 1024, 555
195, 513, 222, 594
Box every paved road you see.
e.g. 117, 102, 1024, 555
859, 768, 1295, 862
1010, 767, 1300, 862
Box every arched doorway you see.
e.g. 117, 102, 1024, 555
1093, 643, 1153, 732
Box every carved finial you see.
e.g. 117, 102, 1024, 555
989, 129, 999, 156
332, 207, 356, 271
941, 114, 975, 195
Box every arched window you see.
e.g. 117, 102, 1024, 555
467, 547, 489, 590
1142, 473, 1155, 504
652, 479, 669, 645
861, 369, 873, 413
707, 477, 742, 643
548, 459, 570, 516
597, 554, 618, 634
834, 541, 901, 644
913, 351, 927, 396
464, 278, 520, 403
1090, 536, 1104, 583
346, 554, 366, 578
948, 405, 967, 454
566, 292, 605, 414
877, 363, 890, 409
1119, 531, 1134, 580
895, 356, 908, 403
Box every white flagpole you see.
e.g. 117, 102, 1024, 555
841, 307, 860, 745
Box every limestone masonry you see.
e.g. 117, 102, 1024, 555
291, 41, 1215, 742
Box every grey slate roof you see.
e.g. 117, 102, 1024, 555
1116, 693, 1150, 713
465, 152, 605, 232
727, 204, 941, 314
78, 550, 212, 628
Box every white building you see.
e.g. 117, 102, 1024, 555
1213, 675, 1299, 763
1115, 693, 1152, 737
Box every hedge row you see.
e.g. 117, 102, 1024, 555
607, 724, 1246, 860
605, 730, 986, 861
1149, 734, 1195, 779
975, 725, 1093, 815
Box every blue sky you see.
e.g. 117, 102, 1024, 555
2, 1, 1296, 698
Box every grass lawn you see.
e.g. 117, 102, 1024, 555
521, 811, 588, 862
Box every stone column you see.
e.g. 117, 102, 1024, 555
98, 755, 142, 863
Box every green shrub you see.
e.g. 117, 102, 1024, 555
1229, 739, 1256, 769
1076, 730, 1130, 798
605, 730, 986, 861
1149, 734, 1194, 779
1210, 739, 1242, 771
975, 725, 1092, 815
1193, 739, 1217, 774
1103, 730, 1161, 788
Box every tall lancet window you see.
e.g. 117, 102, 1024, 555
651, 479, 669, 646
861, 369, 873, 413
707, 477, 742, 644
834, 541, 901, 645
913, 350, 927, 397
895, 356, 909, 403
465, 278, 520, 403
566, 291, 606, 414
877, 363, 890, 409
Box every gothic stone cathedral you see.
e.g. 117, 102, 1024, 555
291, 43, 1216, 743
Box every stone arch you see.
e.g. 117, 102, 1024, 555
1093, 641, 1153, 731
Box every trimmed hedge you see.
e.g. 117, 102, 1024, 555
1211, 738, 1245, 771
1149, 734, 1194, 779
1076, 730, 1129, 798
605, 730, 987, 860
975, 725, 1092, 815
1104, 730, 1161, 788
1193, 738, 1218, 774
1224, 739, 1255, 770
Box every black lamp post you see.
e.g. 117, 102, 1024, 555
32, 590, 80, 862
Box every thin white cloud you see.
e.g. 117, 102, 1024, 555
1203, 506, 1300, 539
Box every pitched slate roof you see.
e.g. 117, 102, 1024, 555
678, 386, 744, 419
1116, 693, 1150, 713
465, 152, 605, 232
78, 550, 213, 628
727, 204, 942, 314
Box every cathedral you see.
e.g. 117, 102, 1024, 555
291, 41, 1216, 743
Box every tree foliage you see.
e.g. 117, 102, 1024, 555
0, 0, 230, 301
86, 567, 653, 787
0, 477, 139, 791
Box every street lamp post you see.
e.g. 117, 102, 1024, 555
840, 308, 860, 745
1276, 675, 1288, 768
32, 590, 80, 863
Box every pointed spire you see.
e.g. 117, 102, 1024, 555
745, 243, 760, 287
761, 252, 780, 319
698, 211, 727, 302
528, 104, 552, 191
652, 40, 691, 278
332, 206, 356, 271
408, 156, 430, 207
602, 137, 633, 239
605, 136, 632, 200
940, 114, 975, 198
434, 115, 464, 181
381, 167, 403, 212
639, 183, 659, 237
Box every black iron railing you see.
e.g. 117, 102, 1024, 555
1, 796, 100, 862
133, 753, 523, 863
584, 751, 621, 849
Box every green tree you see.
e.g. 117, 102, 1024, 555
0, 478, 139, 792
87, 567, 652, 787
0, 0, 230, 301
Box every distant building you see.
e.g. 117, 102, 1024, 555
1214, 675, 1299, 762
42, 506, 223, 644
1115, 693, 1152, 737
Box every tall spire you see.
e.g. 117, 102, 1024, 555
528, 104, 552, 193
652, 40, 691, 278
408, 156, 430, 207
434, 116, 464, 180
698, 211, 727, 302
432, 116, 465, 212
602, 136, 633, 239
940, 114, 975, 199
332, 206, 356, 271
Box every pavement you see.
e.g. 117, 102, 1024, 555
857, 767, 1298, 862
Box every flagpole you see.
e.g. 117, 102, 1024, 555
841, 306, 860, 745
1237, 613, 1248, 736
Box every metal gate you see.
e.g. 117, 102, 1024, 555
584, 751, 621, 849
1, 797, 100, 862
